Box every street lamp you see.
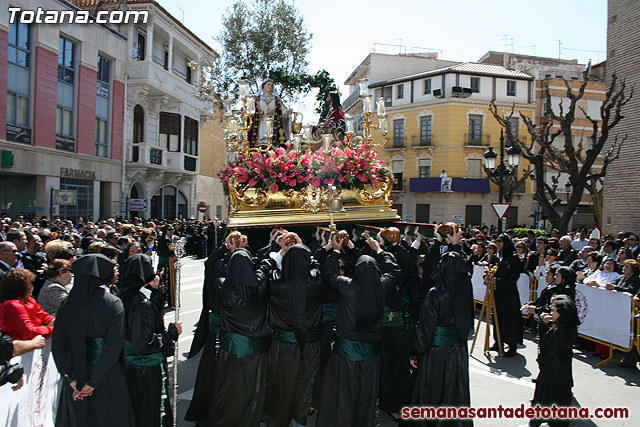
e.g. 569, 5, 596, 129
565, 181, 572, 202
483, 129, 521, 232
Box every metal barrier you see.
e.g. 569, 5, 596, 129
473, 268, 639, 369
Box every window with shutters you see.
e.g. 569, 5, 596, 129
159, 112, 181, 152
184, 117, 199, 155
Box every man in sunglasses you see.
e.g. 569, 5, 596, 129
0, 242, 18, 279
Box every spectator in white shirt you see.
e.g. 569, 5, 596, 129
584, 258, 620, 287
572, 229, 589, 251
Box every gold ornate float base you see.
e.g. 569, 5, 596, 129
226, 181, 400, 229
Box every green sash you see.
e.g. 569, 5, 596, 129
124, 340, 165, 366
210, 313, 221, 333
432, 325, 459, 346
86, 337, 104, 366
332, 337, 380, 361
322, 302, 338, 323
274, 327, 321, 344
382, 306, 403, 327
219, 332, 268, 358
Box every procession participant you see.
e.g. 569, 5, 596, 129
410, 223, 474, 425
157, 225, 177, 307
119, 254, 182, 427
317, 236, 400, 427
529, 295, 580, 427
212, 241, 270, 427
52, 254, 135, 427
309, 228, 354, 411
522, 265, 570, 340
185, 232, 236, 425
263, 234, 324, 427
376, 227, 417, 421
485, 234, 522, 357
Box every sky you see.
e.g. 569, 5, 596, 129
157, 0, 608, 120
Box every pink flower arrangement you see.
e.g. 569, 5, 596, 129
309, 141, 387, 190
218, 141, 388, 194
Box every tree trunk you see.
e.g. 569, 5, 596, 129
590, 186, 604, 231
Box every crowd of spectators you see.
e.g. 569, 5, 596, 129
0, 212, 226, 393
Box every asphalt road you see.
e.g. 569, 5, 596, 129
168, 256, 640, 427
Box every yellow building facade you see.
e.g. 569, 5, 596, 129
347, 62, 536, 227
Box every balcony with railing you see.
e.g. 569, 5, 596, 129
409, 177, 491, 193
464, 133, 491, 146
342, 88, 361, 112
411, 134, 434, 147
166, 151, 200, 174
130, 142, 167, 167
127, 60, 198, 103
129, 142, 199, 173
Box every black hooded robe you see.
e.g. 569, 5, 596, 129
119, 254, 178, 427
263, 244, 324, 427
530, 296, 579, 427
410, 245, 474, 427
317, 250, 400, 427
184, 243, 229, 425
52, 254, 135, 427
212, 250, 270, 427
493, 246, 523, 352
379, 242, 417, 415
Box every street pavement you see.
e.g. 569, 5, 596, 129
169, 256, 640, 427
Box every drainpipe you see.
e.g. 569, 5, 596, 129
122, 74, 128, 219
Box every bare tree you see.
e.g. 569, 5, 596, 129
490, 72, 631, 234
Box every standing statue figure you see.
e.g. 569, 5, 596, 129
248, 79, 289, 147
313, 91, 346, 142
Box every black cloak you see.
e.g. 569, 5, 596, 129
264, 244, 324, 427
52, 254, 135, 427
530, 295, 580, 427
317, 250, 400, 427
212, 249, 270, 427
410, 244, 473, 426
119, 254, 177, 427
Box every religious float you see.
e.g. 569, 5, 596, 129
217, 78, 401, 229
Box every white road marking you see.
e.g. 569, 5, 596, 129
469, 358, 535, 389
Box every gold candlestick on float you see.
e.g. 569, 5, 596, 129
470, 264, 504, 356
